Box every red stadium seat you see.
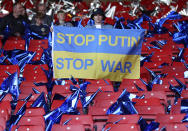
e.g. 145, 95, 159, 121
119, 79, 147, 93
150, 54, 172, 64
3, 39, 25, 50
86, 84, 114, 93
52, 85, 72, 95
181, 90, 188, 99
141, 42, 150, 54
152, 84, 175, 103
20, 84, 47, 95
104, 123, 140, 131
29, 39, 48, 50
171, 43, 185, 54
172, 62, 187, 71
170, 105, 181, 115
93, 99, 117, 108
17, 116, 45, 128
88, 106, 108, 118
156, 112, 187, 131
132, 98, 162, 106
14, 101, 38, 114
23, 64, 49, 72
28, 47, 44, 61
94, 92, 121, 101
11, 125, 44, 131
0, 105, 10, 121
18, 94, 44, 102
161, 66, 185, 78
156, 114, 186, 123
24, 107, 45, 117
153, 84, 171, 92
85, 79, 112, 86
133, 98, 165, 120
158, 123, 187, 131
51, 100, 66, 110
0, 101, 11, 120
135, 105, 165, 120
60, 115, 93, 130
1, 94, 12, 101
137, 91, 167, 105
107, 114, 140, 124
23, 64, 48, 83
0, 65, 20, 84
143, 62, 166, 72
52, 124, 85, 131
86, 79, 114, 93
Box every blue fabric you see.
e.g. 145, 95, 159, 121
172, 21, 188, 47
106, 89, 138, 115
114, 17, 125, 29
138, 117, 159, 131
30, 92, 49, 113
0, 72, 20, 101
181, 99, 188, 113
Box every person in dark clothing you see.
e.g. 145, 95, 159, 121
30, 13, 50, 39
21, 6, 30, 24
85, 8, 113, 29
85, 8, 120, 91
31, 3, 52, 26
0, 2, 27, 38
54, 10, 73, 27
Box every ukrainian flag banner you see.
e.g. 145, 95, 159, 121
53, 26, 145, 81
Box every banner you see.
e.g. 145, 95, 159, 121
52, 26, 145, 81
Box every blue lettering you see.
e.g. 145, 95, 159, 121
73, 59, 83, 70
101, 60, 115, 72
56, 58, 64, 69
85, 59, 93, 69
124, 62, 132, 73
114, 62, 123, 73
64, 58, 73, 69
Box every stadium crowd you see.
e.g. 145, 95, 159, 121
0, 0, 187, 131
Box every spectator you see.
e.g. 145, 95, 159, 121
0, 2, 27, 38
20, 5, 30, 24
85, 8, 120, 91
30, 13, 50, 39
55, 10, 73, 27
85, 8, 113, 29
31, 3, 52, 26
